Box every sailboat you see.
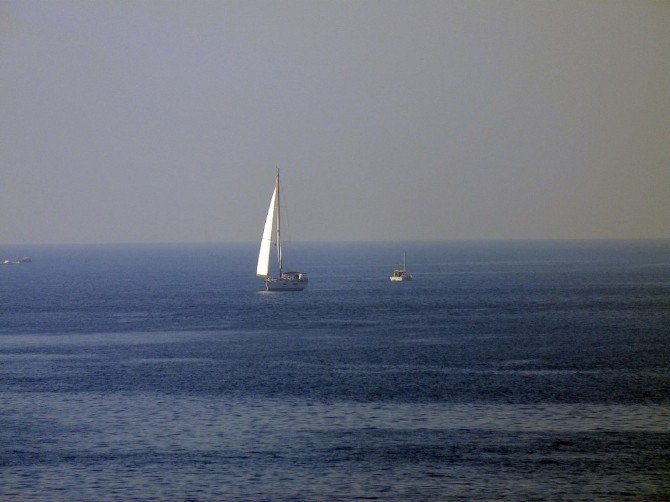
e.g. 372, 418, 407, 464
389, 252, 413, 281
256, 168, 309, 291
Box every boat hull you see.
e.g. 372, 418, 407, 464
390, 269, 412, 281
264, 274, 308, 291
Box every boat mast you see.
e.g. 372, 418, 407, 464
275, 166, 283, 276
403, 252, 406, 272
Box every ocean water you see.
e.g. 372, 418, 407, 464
1, 240, 669, 500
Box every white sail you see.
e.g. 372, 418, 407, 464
256, 185, 277, 277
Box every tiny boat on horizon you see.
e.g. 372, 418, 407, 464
2, 256, 31, 265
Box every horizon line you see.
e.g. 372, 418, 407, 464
2, 236, 670, 247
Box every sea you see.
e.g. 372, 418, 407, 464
1, 240, 669, 501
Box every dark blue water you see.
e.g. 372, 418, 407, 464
1, 240, 669, 500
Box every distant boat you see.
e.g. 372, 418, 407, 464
2, 256, 31, 265
390, 252, 413, 281
256, 168, 308, 291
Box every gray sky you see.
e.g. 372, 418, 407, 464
2, 1, 668, 244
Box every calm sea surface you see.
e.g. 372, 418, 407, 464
1, 240, 669, 500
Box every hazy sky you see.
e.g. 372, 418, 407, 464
2, 1, 668, 244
